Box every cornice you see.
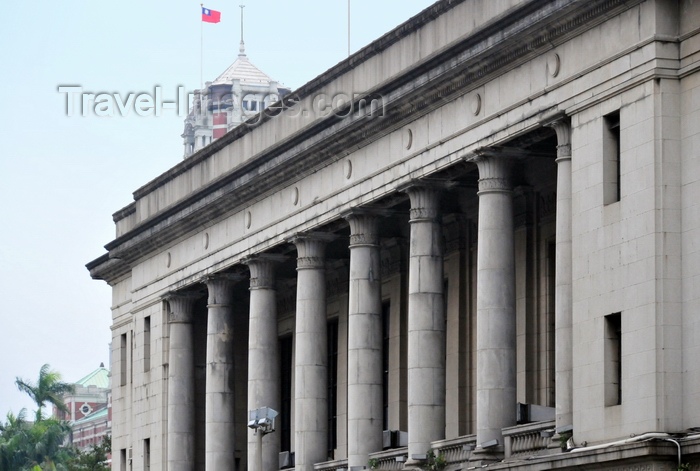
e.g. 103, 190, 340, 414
89, 0, 646, 283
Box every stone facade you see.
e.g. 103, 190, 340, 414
88, 0, 700, 469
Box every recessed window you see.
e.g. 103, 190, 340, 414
603, 111, 621, 204
144, 316, 151, 372
120, 333, 127, 387
280, 336, 293, 453
327, 320, 339, 457
605, 312, 622, 406
144, 438, 150, 471
382, 301, 390, 431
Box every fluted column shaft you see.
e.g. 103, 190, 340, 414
345, 212, 383, 467
167, 294, 198, 471
404, 185, 446, 465
245, 255, 284, 471
293, 234, 332, 471
549, 119, 573, 429
472, 154, 516, 448
204, 276, 239, 471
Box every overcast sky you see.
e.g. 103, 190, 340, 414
0, 0, 437, 419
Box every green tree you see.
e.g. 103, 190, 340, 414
15, 364, 74, 422
0, 409, 30, 470
0, 410, 73, 471
65, 437, 110, 471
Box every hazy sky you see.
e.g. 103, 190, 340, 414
0, 1, 437, 419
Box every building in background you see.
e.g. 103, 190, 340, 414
88, 0, 700, 470
181, 41, 291, 158
55, 364, 111, 450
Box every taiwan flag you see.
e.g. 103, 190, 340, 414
202, 7, 221, 23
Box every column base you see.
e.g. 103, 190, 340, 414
468, 445, 504, 466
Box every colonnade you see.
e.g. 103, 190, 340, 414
163, 119, 573, 471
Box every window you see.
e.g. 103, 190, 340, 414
603, 111, 621, 204
605, 313, 622, 406
327, 320, 339, 456
120, 333, 127, 386
143, 438, 150, 471
382, 302, 390, 430
280, 336, 293, 452
547, 242, 556, 406
120, 448, 127, 471
144, 316, 151, 372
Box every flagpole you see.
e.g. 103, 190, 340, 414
200, 3, 204, 92
347, 0, 351, 56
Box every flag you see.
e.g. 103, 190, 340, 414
202, 7, 221, 23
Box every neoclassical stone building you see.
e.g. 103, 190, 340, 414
87, 0, 700, 469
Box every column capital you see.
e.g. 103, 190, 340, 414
202, 273, 243, 306
243, 254, 286, 289
291, 232, 335, 270
343, 210, 381, 247
466, 147, 516, 194
544, 116, 572, 162
399, 180, 449, 222
165, 291, 200, 324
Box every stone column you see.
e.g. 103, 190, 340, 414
401, 183, 446, 467
548, 118, 573, 429
469, 151, 516, 453
293, 233, 333, 471
166, 293, 199, 471
203, 275, 240, 471
244, 255, 285, 471
344, 211, 383, 467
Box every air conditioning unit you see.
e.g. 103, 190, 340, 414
516, 403, 555, 424
279, 451, 294, 469
382, 430, 409, 449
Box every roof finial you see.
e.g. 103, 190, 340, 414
239, 4, 246, 56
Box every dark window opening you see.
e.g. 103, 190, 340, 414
604, 111, 621, 204
605, 312, 622, 406
280, 336, 293, 452
382, 301, 391, 430
144, 316, 151, 372
143, 438, 150, 471
327, 320, 339, 456
120, 333, 127, 386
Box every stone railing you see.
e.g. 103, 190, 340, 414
367, 447, 408, 470
502, 420, 556, 458
314, 458, 348, 471
312, 426, 555, 471
432, 434, 477, 468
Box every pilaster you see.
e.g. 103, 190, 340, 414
546, 117, 574, 432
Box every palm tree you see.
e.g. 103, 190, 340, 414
15, 364, 75, 422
